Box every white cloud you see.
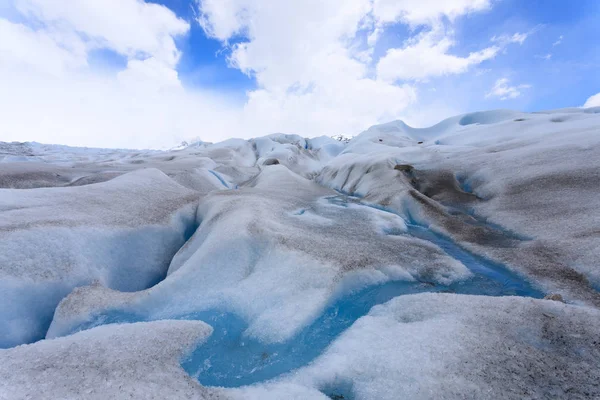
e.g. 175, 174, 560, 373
200, 0, 373, 89
377, 27, 500, 82
0, 1, 230, 148
14, 0, 189, 66
375, 26, 533, 83
371, 0, 492, 26
553, 35, 563, 46
486, 78, 531, 100
374, 15, 531, 83
0, 0, 526, 148
0, 19, 87, 77
0, 69, 240, 149
491, 31, 531, 46
196, 0, 251, 42
584, 92, 600, 108
196, 0, 521, 137
197, 0, 418, 136
364, 0, 493, 63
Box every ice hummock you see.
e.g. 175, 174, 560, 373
0, 168, 199, 348
235, 293, 600, 400
0, 320, 222, 400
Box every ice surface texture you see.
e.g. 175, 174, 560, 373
0, 320, 225, 400
260, 293, 600, 400
1, 107, 600, 399
0, 168, 199, 347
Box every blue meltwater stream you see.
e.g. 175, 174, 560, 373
70, 194, 543, 390
179, 196, 542, 388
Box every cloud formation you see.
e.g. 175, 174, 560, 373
1, 0, 536, 148
0, 0, 238, 148
584, 92, 600, 108
553, 35, 563, 46
486, 78, 531, 100
371, 0, 492, 26
197, 0, 529, 136
376, 28, 500, 82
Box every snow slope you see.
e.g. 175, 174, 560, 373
320, 108, 600, 301
1, 107, 599, 399
0, 320, 223, 400
46, 165, 475, 344
0, 168, 199, 348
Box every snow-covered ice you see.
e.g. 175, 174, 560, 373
0, 320, 224, 400
0, 168, 199, 347
235, 293, 600, 400
1, 107, 600, 399
46, 165, 478, 343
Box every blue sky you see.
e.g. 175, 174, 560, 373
84, 0, 255, 94
150, 0, 255, 94
0, 0, 599, 148
148, 0, 600, 112
457, 0, 600, 110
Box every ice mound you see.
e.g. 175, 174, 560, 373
316, 153, 417, 210
0, 140, 254, 190
47, 167, 545, 389
318, 109, 600, 303
0, 168, 199, 348
0, 320, 224, 400
0, 167, 75, 188
253, 134, 343, 178
342, 109, 525, 154
0, 132, 342, 190
48, 166, 473, 343
456, 109, 523, 126
268, 293, 600, 400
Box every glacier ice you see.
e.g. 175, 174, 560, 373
1, 107, 600, 399
47, 166, 476, 338
0, 320, 222, 400
45, 166, 542, 389
0, 168, 199, 348
272, 293, 600, 400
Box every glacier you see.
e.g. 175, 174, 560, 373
1, 107, 600, 399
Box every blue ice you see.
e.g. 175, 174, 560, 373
61, 194, 543, 388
